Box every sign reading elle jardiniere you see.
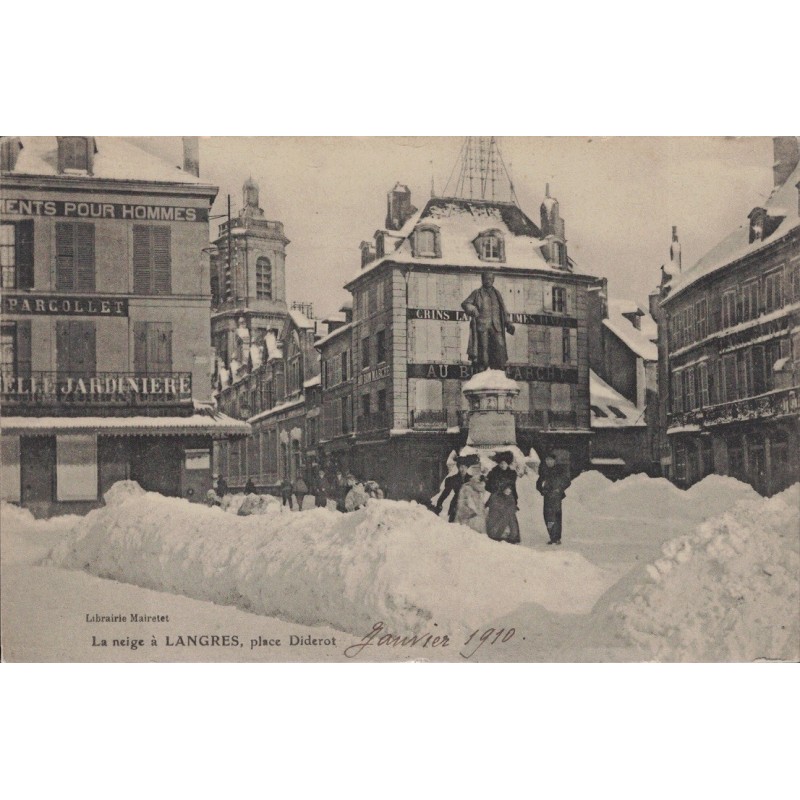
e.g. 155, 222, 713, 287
0, 198, 208, 223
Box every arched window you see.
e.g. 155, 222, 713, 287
412, 225, 440, 258
59, 137, 90, 172
256, 257, 272, 299
473, 230, 505, 262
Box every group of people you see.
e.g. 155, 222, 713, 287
433, 450, 571, 546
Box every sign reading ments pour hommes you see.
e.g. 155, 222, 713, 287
3, 294, 129, 316
0, 198, 208, 223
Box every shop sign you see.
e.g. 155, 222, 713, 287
0, 198, 208, 223
407, 363, 579, 383
356, 364, 390, 386
407, 307, 577, 328
3, 294, 128, 317
1, 373, 192, 404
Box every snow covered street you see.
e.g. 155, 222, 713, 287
2, 471, 798, 662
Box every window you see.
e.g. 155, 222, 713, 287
341, 396, 351, 434
722, 290, 738, 328
133, 225, 171, 295
722, 354, 737, 402
377, 389, 387, 413
361, 393, 371, 418
742, 280, 759, 321
478, 235, 502, 261
552, 241, 565, 267
764, 268, 784, 312
607, 406, 627, 419
134, 322, 172, 374
376, 329, 387, 364
561, 327, 571, 363
698, 363, 710, 407
56, 435, 97, 501
1, 321, 31, 379
413, 226, 440, 258
1, 220, 33, 289
59, 137, 90, 172
56, 222, 95, 292
790, 261, 800, 302
552, 286, 567, 313
737, 349, 753, 398
341, 350, 350, 382
361, 336, 371, 370
672, 370, 683, 412
56, 321, 96, 379
685, 368, 696, 410
256, 257, 272, 299
695, 298, 708, 340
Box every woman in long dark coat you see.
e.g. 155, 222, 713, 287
485, 485, 520, 543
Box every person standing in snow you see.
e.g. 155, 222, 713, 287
293, 476, 308, 510
214, 475, 228, 498
486, 485, 520, 544
434, 457, 470, 522
536, 452, 571, 545
485, 451, 518, 505
454, 465, 487, 533
334, 470, 348, 512
345, 476, 369, 512
244, 478, 256, 495
314, 470, 329, 508
280, 478, 293, 510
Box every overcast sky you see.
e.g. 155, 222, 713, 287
132, 137, 775, 320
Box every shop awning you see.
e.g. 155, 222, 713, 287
0, 409, 251, 437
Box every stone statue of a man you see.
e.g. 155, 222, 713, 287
461, 272, 515, 371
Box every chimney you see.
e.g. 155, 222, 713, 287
182, 136, 200, 177
386, 183, 415, 231
669, 226, 681, 273
773, 136, 799, 188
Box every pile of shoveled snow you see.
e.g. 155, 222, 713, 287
617, 484, 800, 662
0, 502, 83, 565
46, 485, 618, 637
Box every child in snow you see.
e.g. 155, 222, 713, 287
280, 479, 293, 510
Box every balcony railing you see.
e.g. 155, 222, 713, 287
408, 408, 580, 431
668, 386, 800, 429
1, 371, 193, 408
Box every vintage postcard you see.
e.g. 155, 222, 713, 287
1, 135, 798, 663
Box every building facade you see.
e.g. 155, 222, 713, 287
0, 136, 249, 516
315, 182, 598, 498
657, 137, 800, 495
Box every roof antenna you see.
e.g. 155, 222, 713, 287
430, 160, 436, 198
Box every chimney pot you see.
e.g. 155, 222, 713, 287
183, 136, 200, 177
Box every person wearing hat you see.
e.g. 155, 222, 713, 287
536, 451, 572, 545
454, 463, 487, 533
485, 451, 520, 544
434, 457, 471, 523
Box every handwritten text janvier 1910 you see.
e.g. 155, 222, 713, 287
344, 621, 516, 659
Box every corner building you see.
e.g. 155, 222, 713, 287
658, 137, 800, 495
324, 183, 597, 497
1, 137, 248, 516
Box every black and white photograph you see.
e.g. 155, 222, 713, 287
1, 135, 798, 664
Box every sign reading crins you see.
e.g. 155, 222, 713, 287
0, 199, 209, 223
407, 307, 578, 328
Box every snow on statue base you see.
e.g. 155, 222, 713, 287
462, 368, 519, 448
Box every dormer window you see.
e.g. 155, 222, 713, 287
748, 207, 766, 244
474, 229, 505, 262
411, 224, 440, 258
58, 137, 95, 174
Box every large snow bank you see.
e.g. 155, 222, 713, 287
46, 487, 618, 637
0, 502, 82, 565
618, 484, 800, 662
221, 493, 281, 516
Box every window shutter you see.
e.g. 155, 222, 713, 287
16, 321, 32, 378
133, 225, 151, 294
16, 220, 34, 290
56, 222, 75, 291
56, 321, 71, 377
75, 222, 95, 291
73, 322, 96, 375
147, 323, 172, 373
134, 322, 148, 373
152, 227, 171, 294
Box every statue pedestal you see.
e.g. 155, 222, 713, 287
462, 369, 519, 448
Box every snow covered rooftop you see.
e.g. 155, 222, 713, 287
667, 152, 800, 300
1, 410, 250, 436
590, 370, 646, 428
3, 137, 216, 188
314, 321, 352, 349
288, 309, 315, 330
603, 317, 658, 361
348, 197, 582, 284
303, 374, 321, 388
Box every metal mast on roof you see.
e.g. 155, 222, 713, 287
445, 137, 519, 205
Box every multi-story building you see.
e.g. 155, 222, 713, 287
586, 284, 659, 477
317, 174, 598, 498
0, 136, 249, 516
657, 137, 800, 495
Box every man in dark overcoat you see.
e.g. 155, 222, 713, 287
434, 457, 470, 522
461, 272, 515, 371
535, 452, 572, 545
